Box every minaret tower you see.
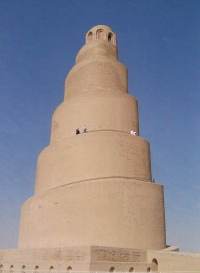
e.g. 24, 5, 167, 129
18, 25, 166, 251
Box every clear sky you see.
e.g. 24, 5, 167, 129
0, 0, 199, 252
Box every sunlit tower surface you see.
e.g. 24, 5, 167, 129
1, 25, 200, 273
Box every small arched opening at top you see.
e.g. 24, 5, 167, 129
109, 267, 115, 272
35, 266, 39, 271
10, 265, 14, 273
22, 265, 26, 273
49, 266, 54, 270
147, 267, 151, 272
129, 267, 134, 272
0, 265, 3, 273
108, 32, 113, 42
87, 31, 93, 42
67, 266, 72, 271
97, 29, 104, 40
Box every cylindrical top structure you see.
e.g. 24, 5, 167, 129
85, 25, 117, 45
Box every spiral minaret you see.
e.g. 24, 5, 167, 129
18, 25, 166, 251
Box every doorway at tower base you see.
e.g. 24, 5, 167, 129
18, 179, 165, 250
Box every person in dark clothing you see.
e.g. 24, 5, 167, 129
76, 128, 80, 135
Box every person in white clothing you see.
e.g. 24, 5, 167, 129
130, 130, 136, 135
83, 125, 87, 133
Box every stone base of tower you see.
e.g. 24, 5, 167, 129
0, 246, 154, 272
1, 245, 200, 272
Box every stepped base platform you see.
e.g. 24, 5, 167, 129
1, 246, 200, 272
0, 246, 154, 272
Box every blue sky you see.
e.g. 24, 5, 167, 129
0, 0, 199, 252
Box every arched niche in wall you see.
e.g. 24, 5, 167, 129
35, 266, 39, 272
129, 267, 134, 272
87, 31, 93, 42
97, 29, 104, 40
49, 266, 54, 271
22, 265, 26, 273
0, 264, 3, 273
10, 265, 14, 273
109, 267, 115, 272
152, 258, 158, 265
67, 266, 72, 271
108, 32, 113, 42
147, 267, 151, 272
151, 258, 158, 272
